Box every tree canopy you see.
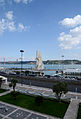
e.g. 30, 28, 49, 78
9, 78, 18, 92
53, 82, 68, 101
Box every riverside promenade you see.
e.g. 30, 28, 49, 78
1, 83, 81, 119
2, 82, 81, 100
0, 84, 60, 119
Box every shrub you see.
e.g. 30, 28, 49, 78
11, 91, 19, 100
35, 96, 43, 106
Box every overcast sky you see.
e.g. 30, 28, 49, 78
0, 0, 81, 61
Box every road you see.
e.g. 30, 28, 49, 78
7, 77, 81, 93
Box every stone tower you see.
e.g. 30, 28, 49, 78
35, 51, 44, 70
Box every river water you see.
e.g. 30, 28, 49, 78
0, 64, 81, 75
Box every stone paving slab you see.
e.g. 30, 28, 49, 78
0, 102, 17, 116
9, 109, 30, 119
27, 113, 47, 119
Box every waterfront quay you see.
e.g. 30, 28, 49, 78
8, 67, 60, 71
0, 72, 81, 93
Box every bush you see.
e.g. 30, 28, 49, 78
35, 96, 43, 106
9, 83, 12, 87
11, 91, 19, 100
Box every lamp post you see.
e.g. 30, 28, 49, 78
61, 55, 64, 74
20, 50, 24, 85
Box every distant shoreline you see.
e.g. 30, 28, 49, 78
0, 60, 81, 65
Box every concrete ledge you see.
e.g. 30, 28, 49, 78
63, 99, 80, 119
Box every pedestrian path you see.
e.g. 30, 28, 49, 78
0, 90, 12, 96
2, 83, 81, 100
63, 99, 80, 119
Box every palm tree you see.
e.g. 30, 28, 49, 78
9, 78, 18, 100
9, 78, 18, 92
0, 78, 3, 89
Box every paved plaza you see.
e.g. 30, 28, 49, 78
2, 83, 81, 100
0, 101, 59, 119
15, 84, 81, 100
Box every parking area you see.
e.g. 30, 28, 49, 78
0, 101, 58, 119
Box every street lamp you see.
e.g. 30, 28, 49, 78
62, 55, 64, 60
61, 55, 64, 74
20, 50, 24, 84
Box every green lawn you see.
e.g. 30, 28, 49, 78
0, 93, 69, 118
77, 104, 81, 119
0, 89, 7, 93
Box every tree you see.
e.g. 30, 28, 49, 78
0, 78, 3, 89
9, 78, 18, 100
53, 82, 68, 101
35, 96, 43, 106
15, 71, 20, 75
9, 78, 18, 92
25, 70, 30, 76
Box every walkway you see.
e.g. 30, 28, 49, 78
0, 90, 12, 96
2, 83, 81, 100
63, 99, 80, 119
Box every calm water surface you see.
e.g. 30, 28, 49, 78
0, 64, 81, 75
